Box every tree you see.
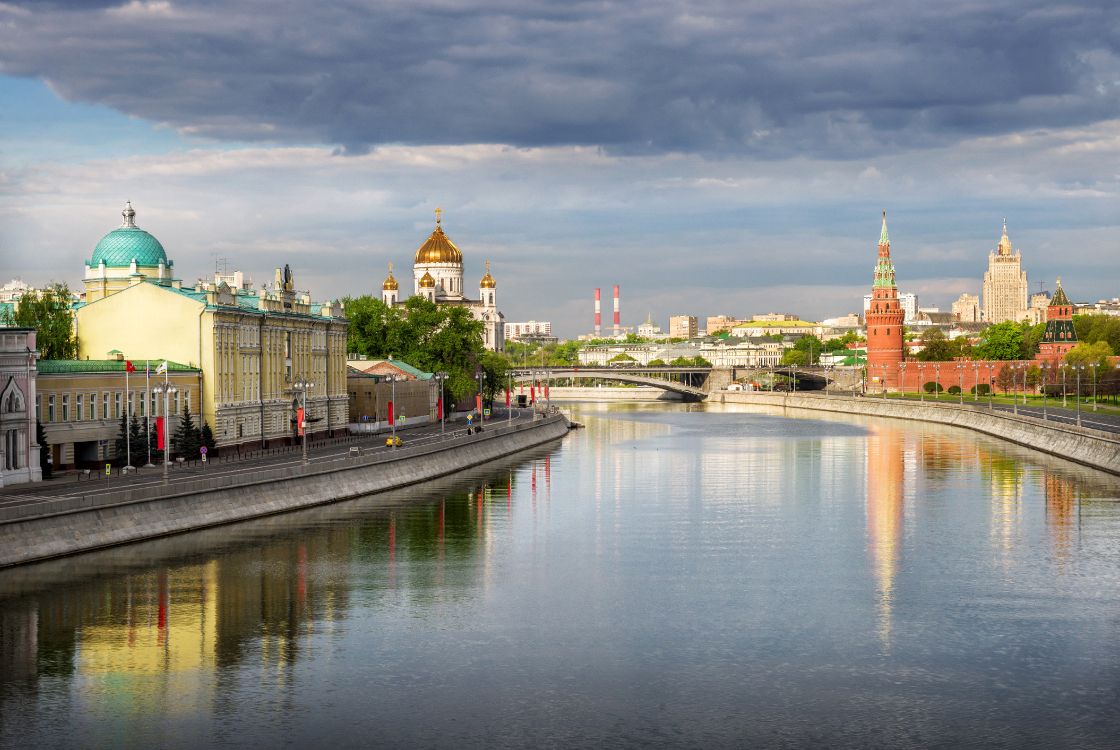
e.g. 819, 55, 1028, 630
974, 321, 1027, 361
37, 420, 51, 480
174, 405, 201, 460
2, 283, 78, 359
995, 365, 1014, 393
790, 335, 823, 364
923, 381, 943, 393
915, 328, 957, 361
113, 413, 134, 466
947, 385, 961, 395
1073, 314, 1120, 353
199, 422, 217, 456
608, 353, 636, 365
1022, 322, 1046, 359
479, 349, 509, 406
781, 349, 809, 366
647, 358, 666, 366
1064, 341, 1113, 376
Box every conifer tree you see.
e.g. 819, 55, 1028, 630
113, 413, 129, 466
174, 405, 201, 459
37, 420, 51, 479
199, 422, 217, 456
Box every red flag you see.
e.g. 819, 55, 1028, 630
530, 386, 535, 404
297, 407, 305, 436
436, 396, 443, 417
125, 360, 136, 373
476, 393, 482, 416
545, 383, 550, 400
156, 416, 165, 450
387, 401, 394, 426
505, 389, 510, 407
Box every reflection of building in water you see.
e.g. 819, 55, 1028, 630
0, 602, 38, 684
1044, 472, 1078, 566
866, 425, 905, 648
983, 452, 1023, 560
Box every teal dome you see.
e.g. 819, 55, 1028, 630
88, 202, 170, 268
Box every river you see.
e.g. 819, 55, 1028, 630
1, 402, 1118, 748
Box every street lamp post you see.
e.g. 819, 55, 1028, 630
292, 378, 313, 464
1040, 363, 1049, 421
1090, 362, 1099, 411
1062, 367, 1068, 408
934, 363, 941, 401
1011, 364, 1019, 416
899, 361, 907, 399
987, 363, 994, 409
434, 373, 448, 434
972, 363, 980, 401
152, 382, 178, 485
919, 363, 925, 402
1075, 365, 1083, 428
477, 369, 485, 419
507, 370, 513, 424
956, 362, 964, 405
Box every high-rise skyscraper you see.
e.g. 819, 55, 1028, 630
982, 221, 1029, 323
866, 212, 904, 389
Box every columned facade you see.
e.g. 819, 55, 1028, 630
865, 212, 905, 389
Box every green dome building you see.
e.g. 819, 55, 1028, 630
84, 202, 175, 302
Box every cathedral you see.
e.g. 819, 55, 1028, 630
380, 209, 505, 351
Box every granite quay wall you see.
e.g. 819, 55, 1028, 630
0, 414, 569, 568
714, 391, 1120, 476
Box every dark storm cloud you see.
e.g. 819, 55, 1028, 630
1, 0, 1117, 156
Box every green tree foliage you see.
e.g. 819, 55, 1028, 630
947, 385, 961, 395
113, 413, 144, 466
974, 322, 1027, 361
781, 349, 808, 366
174, 405, 201, 460
1021, 322, 1046, 358
1064, 341, 1114, 375
824, 331, 864, 351
915, 328, 960, 361
923, 381, 943, 393
996, 365, 1015, 393
668, 356, 711, 367
789, 335, 822, 364
37, 420, 51, 479
2, 283, 78, 359
479, 350, 509, 405
970, 384, 991, 396
1073, 315, 1120, 353
608, 353, 636, 364
647, 358, 666, 366
344, 295, 485, 402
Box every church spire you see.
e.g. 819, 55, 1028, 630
879, 209, 890, 247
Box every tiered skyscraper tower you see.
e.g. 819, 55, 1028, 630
865, 211, 905, 389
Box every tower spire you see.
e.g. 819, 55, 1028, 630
879, 209, 889, 246
121, 200, 136, 228
434, 207, 442, 228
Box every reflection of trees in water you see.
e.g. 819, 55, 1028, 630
0, 466, 520, 689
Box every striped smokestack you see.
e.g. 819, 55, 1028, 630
594, 288, 601, 335
613, 285, 620, 334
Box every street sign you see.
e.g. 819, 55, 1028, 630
201, 454, 207, 463
483, 408, 491, 417
200, 446, 208, 455
105, 463, 111, 477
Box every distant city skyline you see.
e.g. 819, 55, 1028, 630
1, 1, 1116, 336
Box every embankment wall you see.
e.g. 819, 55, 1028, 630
0, 415, 569, 568
715, 391, 1120, 476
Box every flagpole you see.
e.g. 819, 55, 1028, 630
145, 360, 153, 467
125, 363, 131, 469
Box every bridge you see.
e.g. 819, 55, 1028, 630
511, 367, 710, 402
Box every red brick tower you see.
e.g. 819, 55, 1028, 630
866, 211, 905, 389
1037, 278, 1077, 363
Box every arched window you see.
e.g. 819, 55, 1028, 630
489, 292, 493, 305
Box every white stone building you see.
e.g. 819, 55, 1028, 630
0, 328, 40, 486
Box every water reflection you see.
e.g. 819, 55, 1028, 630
2, 405, 1119, 748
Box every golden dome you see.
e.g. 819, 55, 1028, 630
479, 259, 496, 288
414, 209, 463, 265
382, 263, 399, 291
419, 271, 436, 288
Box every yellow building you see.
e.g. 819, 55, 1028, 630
75, 203, 349, 450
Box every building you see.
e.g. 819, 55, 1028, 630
668, 315, 698, 339
75, 203, 349, 451
637, 314, 663, 338
1037, 279, 1077, 363
865, 212, 905, 388
821, 313, 861, 328
36, 357, 201, 469
952, 293, 980, 323
381, 209, 504, 351
505, 321, 552, 340
0, 328, 39, 486
729, 319, 820, 338
982, 221, 1030, 323
346, 358, 437, 429
1027, 292, 1051, 325
706, 315, 738, 335
699, 338, 788, 368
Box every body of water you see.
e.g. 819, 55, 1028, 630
1, 402, 1118, 748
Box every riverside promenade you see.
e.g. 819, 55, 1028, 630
715, 390, 1120, 477
0, 409, 569, 568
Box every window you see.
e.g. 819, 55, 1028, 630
76, 394, 83, 421
103, 393, 110, 421
62, 394, 70, 422
36, 395, 41, 422
114, 392, 122, 419
88, 393, 96, 420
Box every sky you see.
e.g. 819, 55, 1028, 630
0, 0, 1117, 336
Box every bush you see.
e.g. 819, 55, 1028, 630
947, 385, 961, 395
923, 381, 944, 393
970, 384, 991, 396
